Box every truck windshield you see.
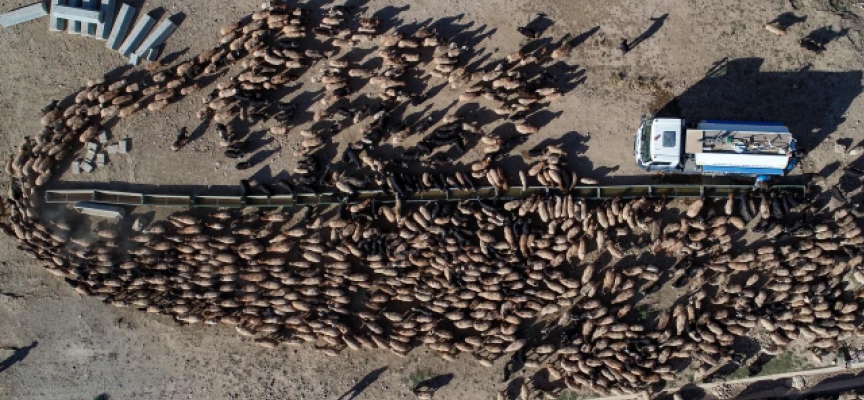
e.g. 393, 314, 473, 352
639, 120, 652, 162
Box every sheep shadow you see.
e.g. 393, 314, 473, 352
523, 13, 554, 37
159, 46, 189, 65
768, 12, 807, 30
416, 373, 454, 390
545, 61, 586, 93
803, 26, 850, 48
818, 161, 842, 178
372, 4, 410, 31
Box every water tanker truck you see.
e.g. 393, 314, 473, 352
634, 118, 800, 178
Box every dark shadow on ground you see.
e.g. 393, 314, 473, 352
769, 12, 807, 30
523, 13, 553, 37
0, 341, 38, 373
819, 161, 842, 178
803, 26, 850, 48
337, 366, 388, 400
655, 57, 863, 154
569, 25, 600, 48
416, 373, 453, 390
628, 13, 668, 50
658, 383, 708, 400
159, 47, 189, 65
168, 10, 186, 24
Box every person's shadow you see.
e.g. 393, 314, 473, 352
0, 341, 38, 373
629, 13, 669, 50
338, 366, 388, 400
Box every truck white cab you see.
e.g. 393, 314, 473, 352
634, 118, 799, 177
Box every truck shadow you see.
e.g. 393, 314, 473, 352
654, 57, 862, 154
729, 367, 864, 400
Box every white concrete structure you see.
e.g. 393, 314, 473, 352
144, 45, 162, 61
95, 0, 115, 40
117, 12, 155, 58
133, 18, 176, 58
82, 0, 98, 36
52, 4, 102, 25
66, 0, 81, 34
0, 2, 48, 28
49, 0, 67, 31
5, 0, 176, 64
74, 201, 126, 219
105, 3, 134, 50
80, 161, 94, 173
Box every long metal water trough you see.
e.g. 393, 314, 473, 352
44, 185, 808, 209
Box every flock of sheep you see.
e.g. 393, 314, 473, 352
3, 2, 864, 399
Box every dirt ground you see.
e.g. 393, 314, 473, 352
0, 0, 863, 399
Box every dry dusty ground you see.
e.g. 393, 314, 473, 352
0, 0, 863, 399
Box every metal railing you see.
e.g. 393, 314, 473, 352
44, 184, 808, 209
